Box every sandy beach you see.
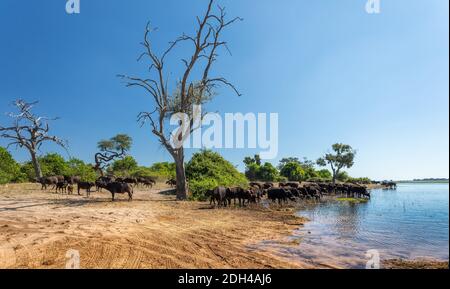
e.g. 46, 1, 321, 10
0, 183, 315, 269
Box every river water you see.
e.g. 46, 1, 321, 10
283, 183, 449, 268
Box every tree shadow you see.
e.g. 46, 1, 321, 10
158, 189, 177, 196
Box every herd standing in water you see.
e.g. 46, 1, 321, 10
206, 181, 372, 208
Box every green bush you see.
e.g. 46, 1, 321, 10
280, 162, 306, 181
66, 158, 98, 182
336, 171, 350, 182
347, 177, 372, 184
39, 153, 70, 177
186, 150, 248, 201
316, 169, 332, 180
0, 147, 25, 184
107, 156, 139, 177
148, 162, 176, 179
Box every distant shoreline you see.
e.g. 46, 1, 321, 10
396, 180, 449, 184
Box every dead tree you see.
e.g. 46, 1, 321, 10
93, 134, 132, 176
0, 99, 67, 179
119, 0, 242, 200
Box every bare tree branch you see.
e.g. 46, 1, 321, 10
120, 0, 242, 200
0, 99, 68, 178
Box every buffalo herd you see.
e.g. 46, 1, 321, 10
37, 175, 156, 201
206, 181, 372, 208
37, 175, 373, 206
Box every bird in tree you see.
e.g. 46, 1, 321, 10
93, 134, 132, 176
0, 99, 67, 179
317, 143, 356, 185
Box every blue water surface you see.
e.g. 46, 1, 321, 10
293, 183, 449, 267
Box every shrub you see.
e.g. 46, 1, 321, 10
66, 158, 98, 182
39, 153, 70, 177
280, 162, 306, 181
0, 147, 25, 184
107, 156, 139, 177
186, 150, 248, 201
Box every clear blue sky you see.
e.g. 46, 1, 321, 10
0, 0, 448, 180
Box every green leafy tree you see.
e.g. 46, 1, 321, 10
149, 162, 176, 179
277, 157, 300, 170
243, 155, 262, 167
94, 134, 132, 176
66, 158, 98, 182
258, 162, 280, 182
0, 147, 24, 184
280, 162, 306, 181
186, 150, 247, 200
336, 171, 350, 182
316, 169, 332, 180
39, 153, 70, 177
244, 163, 260, 181
108, 156, 138, 177
317, 143, 356, 185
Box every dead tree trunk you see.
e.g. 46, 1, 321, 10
174, 150, 188, 200
120, 0, 241, 201
30, 148, 42, 179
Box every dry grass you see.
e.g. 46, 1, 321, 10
0, 183, 309, 269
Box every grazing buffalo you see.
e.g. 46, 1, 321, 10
123, 177, 138, 186
137, 177, 156, 188
64, 176, 81, 185
67, 184, 74, 195
166, 179, 176, 187
249, 182, 264, 189
286, 182, 300, 188
96, 176, 115, 191
56, 181, 69, 194
100, 182, 134, 201
37, 176, 58, 190
263, 182, 274, 189
206, 187, 228, 207
267, 188, 295, 205
77, 182, 95, 196
227, 187, 249, 207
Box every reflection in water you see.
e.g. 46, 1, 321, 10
262, 183, 449, 269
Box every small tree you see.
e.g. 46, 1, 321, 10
277, 157, 300, 170
186, 150, 247, 200
0, 100, 67, 178
108, 156, 138, 177
280, 162, 305, 182
317, 143, 356, 185
120, 0, 242, 200
258, 163, 280, 182
93, 134, 132, 176
66, 158, 98, 182
0, 147, 23, 184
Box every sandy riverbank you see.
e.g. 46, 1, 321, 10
0, 183, 313, 269
0, 183, 446, 269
